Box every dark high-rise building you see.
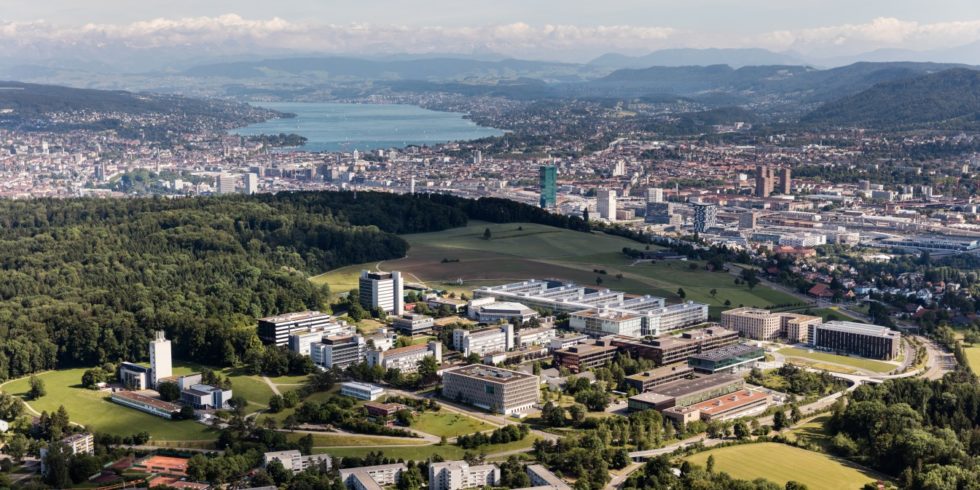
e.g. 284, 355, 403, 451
692, 202, 717, 233
539, 165, 557, 208
755, 165, 775, 197
778, 167, 792, 194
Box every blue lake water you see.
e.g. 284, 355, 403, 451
233, 102, 504, 152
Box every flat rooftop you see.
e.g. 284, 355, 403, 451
819, 321, 900, 338
556, 342, 618, 356
341, 381, 383, 392
259, 310, 328, 323
112, 390, 181, 412
648, 373, 743, 398
571, 309, 642, 320
626, 363, 694, 382
691, 390, 769, 416
445, 365, 538, 384
690, 343, 763, 362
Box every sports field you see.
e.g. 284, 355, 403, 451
778, 347, 896, 373
686, 442, 885, 489
311, 221, 799, 314
963, 345, 980, 373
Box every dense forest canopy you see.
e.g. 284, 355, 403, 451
0, 191, 585, 381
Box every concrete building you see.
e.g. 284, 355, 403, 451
118, 362, 151, 390
149, 330, 172, 388
258, 311, 342, 346
216, 173, 237, 194
311, 335, 367, 369
359, 270, 404, 315
40, 433, 94, 475
755, 165, 775, 197
810, 321, 901, 360
628, 373, 744, 411
453, 324, 514, 356
597, 189, 617, 221
610, 327, 739, 366
625, 364, 695, 393
646, 187, 664, 203
181, 384, 233, 409
245, 172, 259, 195
367, 341, 442, 373
392, 313, 435, 336
721, 308, 822, 342
570, 308, 643, 337
553, 339, 618, 373
641, 302, 710, 336
515, 326, 557, 349
428, 461, 500, 490
340, 381, 385, 401
110, 391, 180, 419
339, 463, 406, 490
664, 389, 771, 424
526, 464, 571, 489
778, 167, 792, 195
288, 329, 325, 356
263, 450, 331, 474
645, 202, 677, 225
469, 301, 538, 324
687, 344, 765, 374
738, 211, 758, 230
441, 365, 540, 415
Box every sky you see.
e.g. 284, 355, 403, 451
2, 0, 980, 62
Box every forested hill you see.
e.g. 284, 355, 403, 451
0, 191, 586, 381
801, 68, 980, 129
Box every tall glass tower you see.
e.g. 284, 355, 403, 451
539, 165, 557, 209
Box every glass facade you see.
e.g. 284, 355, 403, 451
539, 165, 557, 208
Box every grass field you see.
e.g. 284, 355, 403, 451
311, 221, 799, 313
963, 345, 980, 373
685, 442, 884, 489
0, 368, 215, 441
313, 435, 539, 460
787, 415, 833, 451
411, 411, 495, 438
778, 347, 896, 373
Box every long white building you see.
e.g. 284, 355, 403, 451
453, 324, 514, 356
367, 341, 442, 373
429, 461, 500, 490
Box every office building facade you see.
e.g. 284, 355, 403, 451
441, 365, 540, 415
539, 165, 557, 209
691, 202, 717, 233
810, 321, 900, 360
258, 311, 340, 346
597, 189, 617, 221
359, 270, 404, 315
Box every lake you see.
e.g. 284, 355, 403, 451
232, 102, 504, 152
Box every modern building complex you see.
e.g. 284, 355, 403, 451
474, 280, 707, 337
392, 313, 434, 335
441, 365, 540, 415
110, 391, 181, 419
263, 450, 331, 474
359, 270, 404, 315
515, 326, 558, 349
687, 344, 766, 374
118, 362, 152, 391
340, 381, 385, 401
468, 300, 539, 324
553, 339, 619, 373
339, 463, 406, 490
628, 373, 744, 412
258, 311, 341, 346
809, 321, 901, 360
663, 390, 771, 424
721, 307, 821, 341
570, 309, 643, 337
428, 460, 500, 490
367, 341, 442, 373
625, 364, 695, 393
310, 335, 368, 369
610, 326, 740, 366
180, 384, 233, 409
645, 201, 678, 225
539, 165, 557, 209
453, 324, 514, 356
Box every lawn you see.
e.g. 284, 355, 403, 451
685, 442, 885, 489
778, 347, 896, 374
285, 432, 426, 447
410, 411, 494, 438
963, 345, 980, 373
0, 368, 214, 442
787, 415, 833, 451
310, 221, 798, 312
313, 435, 539, 460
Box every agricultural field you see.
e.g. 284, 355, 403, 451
962, 344, 980, 373
685, 442, 885, 489
311, 221, 799, 315
778, 347, 897, 374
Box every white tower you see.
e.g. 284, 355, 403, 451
149, 330, 172, 388
597, 189, 617, 221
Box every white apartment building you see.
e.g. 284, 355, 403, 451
339, 463, 406, 490
453, 324, 514, 356
642, 302, 711, 336
597, 189, 617, 221
515, 326, 557, 349
429, 461, 500, 490
367, 341, 442, 373
263, 450, 331, 473
359, 270, 404, 315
